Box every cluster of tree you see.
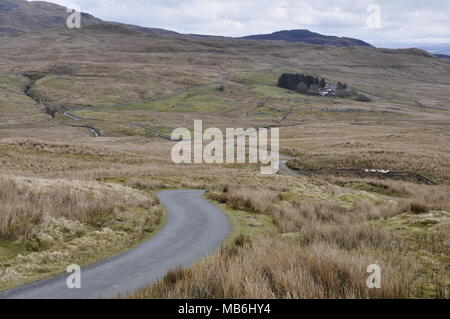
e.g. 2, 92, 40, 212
277, 73, 371, 102
277, 73, 326, 95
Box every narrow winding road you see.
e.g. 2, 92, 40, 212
0, 190, 230, 299
0, 68, 301, 299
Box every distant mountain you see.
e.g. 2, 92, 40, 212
0, 0, 181, 37
412, 44, 450, 56
0, 0, 101, 33
0, 1, 372, 48
435, 54, 450, 59
241, 29, 374, 48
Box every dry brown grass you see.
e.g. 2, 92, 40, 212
0, 176, 139, 241
323, 176, 450, 215
286, 151, 450, 184
401, 184, 450, 212
209, 185, 404, 232
131, 184, 444, 299
130, 236, 415, 299
0, 175, 164, 289
0, 23, 449, 298
208, 185, 280, 214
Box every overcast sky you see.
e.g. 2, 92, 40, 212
31, 0, 450, 48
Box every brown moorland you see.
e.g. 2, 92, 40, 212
0, 2, 449, 298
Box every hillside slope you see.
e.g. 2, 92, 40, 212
0, 0, 101, 33
0, 2, 449, 300
242, 29, 374, 47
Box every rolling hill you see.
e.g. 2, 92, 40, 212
241, 29, 374, 47
0, 0, 449, 300
1, 0, 373, 49
0, 0, 101, 33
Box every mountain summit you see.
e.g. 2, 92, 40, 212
0, 0, 100, 33
241, 29, 374, 47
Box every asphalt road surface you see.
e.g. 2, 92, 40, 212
0, 190, 230, 299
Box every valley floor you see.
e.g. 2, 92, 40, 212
0, 28, 449, 298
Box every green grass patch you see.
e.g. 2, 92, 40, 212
271, 67, 301, 75
250, 85, 296, 99
410, 219, 440, 228
70, 109, 121, 122
338, 192, 382, 205
0, 240, 26, 261
249, 105, 283, 117
377, 211, 449, 298
230, 72, 279, 85
215, 202, 277, 245
38, 76, 73, 90
114, 86, 233, 113
343, 182, 404, 197
0, 74, 28, 90
377, 211, 447, 231
112, 126, 150, 137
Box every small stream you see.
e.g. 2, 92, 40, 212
22, 73, 101, 137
